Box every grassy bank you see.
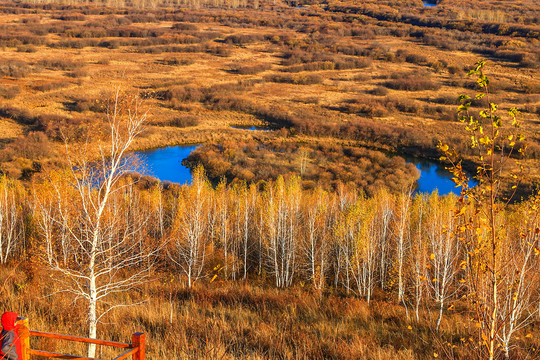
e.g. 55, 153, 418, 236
5, 265, 538, 359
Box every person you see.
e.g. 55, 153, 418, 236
0, 312, 21, 360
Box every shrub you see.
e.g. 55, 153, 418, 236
0, 59, 30, 78
207, 45, 231, 57
523, 82, 540, 94
265, 73, 324, 85
384, 72, 441, 91
97, 58, 110, 65
66, 68, 88, 78
161, 86, 205, 103
519, 53, 538, 68
38, 58, 84, 71
282, 61, 334, 73
447, 65, 461, 74
67, 97, 105, 113
162, 57, 181, 66
32, 81, 71, 92
16, 45, 37, 53
224, 33, 265, 45
2, 132, 50, 161
0, 86, 20, 99
172, 22, 198, 31
405, 53, 429, 65
52, 39, 99, 49
22, 17, 40, 24
432, 94, 457, 105
370, 86, 388, 96
35, 114, 86, 140
127, 14, 157, 23
0, 106, 35, 125
53, 12, 86, 21
178, 58, 195, 66
168, 115, 200, 128
229, 62, 272, 75
98, 39, 120, 49
334, 58, 371, 70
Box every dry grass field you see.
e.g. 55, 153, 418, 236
0, 0, 538, 190
2, 264, 538, 360
0, 1, 539, 359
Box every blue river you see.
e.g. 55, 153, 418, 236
134, 144, 200, 185
133, 144, 475, 196
407, 156, 476, 195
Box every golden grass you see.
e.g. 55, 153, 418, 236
0, 119, 22, 142
1, 264, 537, 359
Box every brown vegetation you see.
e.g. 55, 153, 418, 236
0, 0, 538, 185
0, 1, 539, 357
184, 140, 419, 194
1, 170, 539, 358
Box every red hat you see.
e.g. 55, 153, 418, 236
1, 312, 18, 331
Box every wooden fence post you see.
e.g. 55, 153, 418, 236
132, 332, 145, 360
17, 317, 30, 360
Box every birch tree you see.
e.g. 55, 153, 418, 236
425, 193, 462, 331
233, 183, 256, 280
170, 167, 210, 287
216, 181, 231, 278
498, 207, 540, 358
410, 195, 428, 322
34, 90, 152, 357
439, 60, 535, 359
0, 176, 24, 263
346, 197, 378, 303
331, 183, 355, 290
393, 187, 413, 303
373, 191, 392, 291
264, 176, 301, 288
300, 188, 329, 290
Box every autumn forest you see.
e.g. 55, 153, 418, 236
0, 0, 539, 359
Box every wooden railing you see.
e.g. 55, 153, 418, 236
12, 318, 145, 360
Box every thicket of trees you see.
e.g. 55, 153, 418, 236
1, 60, 539, 357
1, 170, 539, 357
183, 140, 420, 194
0, 0, 538, 356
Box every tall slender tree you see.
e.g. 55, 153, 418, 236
33, 90, 152, 357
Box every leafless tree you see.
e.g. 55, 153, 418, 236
426, 194, 462, 331
264, 177, 301, 288
496, 205, 540, 358
33, 90, 153, 358
300, 188, 329, 290
169, 167, 210, 287
0, 176, 24, 263
393, 187, 413, 303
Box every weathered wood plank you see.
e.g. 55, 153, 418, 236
29, 331, 132, 348
28, 349, 98, 359
131, 333, 145, 360
17, 318, 30, 360
112, 347, 138, 360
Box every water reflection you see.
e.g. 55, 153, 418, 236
133, 144, 200, 185
405, 156, 477, 195
230, 125, 272, 131
133, 145, 475, 196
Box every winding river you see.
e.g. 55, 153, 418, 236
133, 143, 474, 195
230, 125, 272, 131
134, 144, 200, 185
405, 156, 476, 195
